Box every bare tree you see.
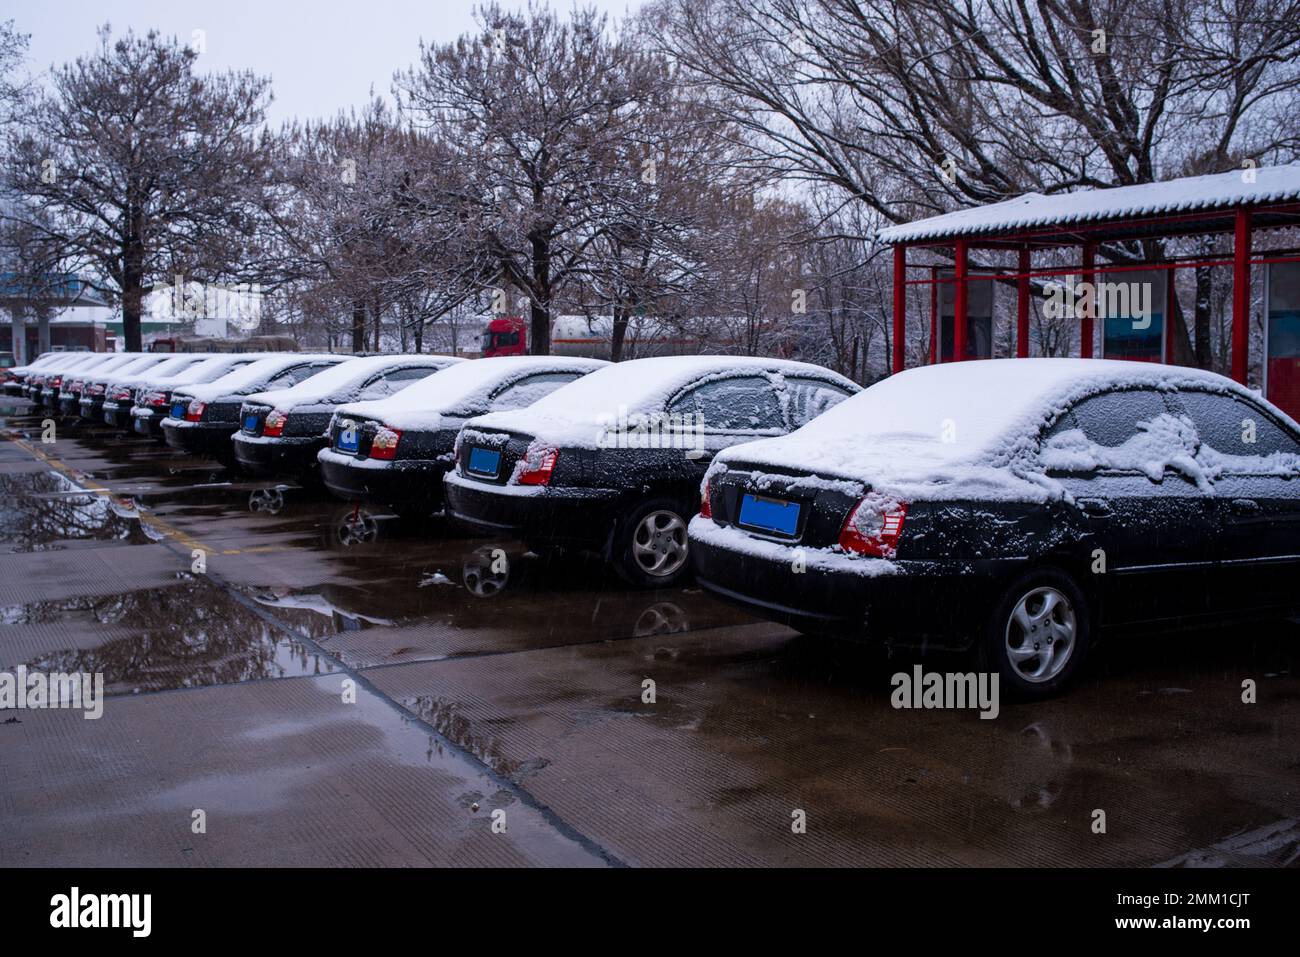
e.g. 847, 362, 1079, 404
398, 2, 662, 355
4, 26, 271, 351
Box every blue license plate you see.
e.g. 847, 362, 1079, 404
133, 417, 150, 434
170, 401, 186, 419
336, 428, 359, 453
738, 494, 801, 536
467, 447, 501, 477
243, 413, 260, 433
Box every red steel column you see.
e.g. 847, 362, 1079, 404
1080, 242, 1096, 359
954, 239, 969, 361
929, 266, 938, 364
1232, 208, 1252, 384
1016, 246, 1030, 359
892, 244, 906, 374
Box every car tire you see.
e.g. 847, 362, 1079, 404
611, 496, 694, 588
980, 567, 1091, 699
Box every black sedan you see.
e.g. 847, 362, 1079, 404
162, 354, 349, 466
688, 358, 1300, 697
443, 356, 860, 586
58, 354, 161, 416
127, 354, 268, 438
77, 354, 180, 422
232, 353, 458, 480
319, 356, 606, 514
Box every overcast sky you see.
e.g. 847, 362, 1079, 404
7, 0, 645, 125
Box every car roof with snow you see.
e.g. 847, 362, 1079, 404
465, 355, 857, 439
106, 354, 207, 385
175, 354, 346, 400
140, 354, 266, 390
244, 354, 462, 409
88, 354, 172, 380
712, 358, 1299, 498
334, 356, 609, 429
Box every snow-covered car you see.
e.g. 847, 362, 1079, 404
4, 351, 64, 396
98, 353, 218, 428
162, 354, 351, 465
74, 353, 177, 421
318, 355, 607, 514
37, 353, 134, 408
443, 355, 860, 586
688, 358, 1300, 697
232, 353, 462, 479
57, 353, 162, 417
127, 354, 271, 437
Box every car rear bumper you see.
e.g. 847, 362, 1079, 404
58, 395, 81, 416
101, 402, 131, 428
3, 381, 23, 397
687, 517, 1010, 649
131, 406, 167, 437
318, 448, 446, 505
443, 470, 622, 545
162, 418, 237, 458
78, 396, 105, 420
232, 433, 324, 476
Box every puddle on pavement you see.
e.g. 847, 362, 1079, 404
0, 574, 339, 695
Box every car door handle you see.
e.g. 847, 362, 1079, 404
1229, 498, 1262, 516
1077, 498, 1112, 518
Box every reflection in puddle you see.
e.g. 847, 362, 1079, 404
0, 577, 339, 695
0, 471, 159, 551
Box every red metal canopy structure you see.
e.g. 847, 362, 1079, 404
878, 163, 1300, 392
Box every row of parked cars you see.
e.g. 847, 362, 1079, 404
9, 348, 1300, 697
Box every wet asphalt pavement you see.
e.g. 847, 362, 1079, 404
1, 398, 1298, 868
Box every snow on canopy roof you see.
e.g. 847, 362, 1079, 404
335, 356, 609, 428
467, 354, 860, 442
876, 163, 1300, 244
245, 353, 460, 408
714, 358, 1283, 498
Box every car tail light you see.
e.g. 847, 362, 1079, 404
185, 400, 207, 422
700, 478, 712, 518
50, 376, 62, 388
516, 444, 558, 486
370, 425, 402, 460
262, 409, 288, 438
89, 383, 106, 396
143, 391, 167, 407
109, 386, 131, 401
838, 495, 909, 558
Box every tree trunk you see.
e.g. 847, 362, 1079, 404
611, 304, 628, 362
351, 300, 366, 353
121, 242, 145, 352
529, 233, 551, 355
1194, 265, 1213, 369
